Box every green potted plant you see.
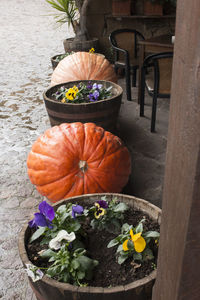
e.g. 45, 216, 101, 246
18, 193, 161, 300
46, 0, 99, 52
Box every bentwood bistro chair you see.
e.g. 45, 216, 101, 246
139, 51, 173, 132
109, 28, 145, 101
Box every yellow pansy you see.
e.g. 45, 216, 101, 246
65, 88, 77, 101
89, 47, 95, 53
72, 85, 79, 93
94, 202, 105, 219
122, 229, 146, 253
61, 98, 66, 103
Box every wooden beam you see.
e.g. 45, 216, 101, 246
152, 0, 200, 299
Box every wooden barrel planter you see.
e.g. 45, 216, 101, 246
63, 37, 99, 53
51, 53, 74, 70
43, 80, 123, 133
18, 193, 161, 300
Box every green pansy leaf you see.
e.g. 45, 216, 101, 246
133, 252, 143, 261
40, 248, 57, 258
77, 270, 85, 280
113, 202, 128, 212
56, 205, 67, 214
118, 254, 128, 264
121, 223, 130, 232
71, 259, 80, 270
69, 220, 81, 232
127, 240, 134, 250
135, 222, 143, 234
116, 244, 123, 253
49, 256, 56, 262
143, 231, 160, 238
143, 248, 154, 261
29, 227, 46, 243
62, 272, 70, 283
107, 239, 119, 248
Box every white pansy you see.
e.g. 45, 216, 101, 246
49, 230, 76, 250
25, 264, 44, 282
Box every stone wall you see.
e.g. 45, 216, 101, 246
86, 0, 176, 60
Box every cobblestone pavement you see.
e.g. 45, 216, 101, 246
0, 1, 73, 299
0, 1, 169, 299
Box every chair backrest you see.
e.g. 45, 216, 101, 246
144, 52, 173, 96
109, 29, 145, 64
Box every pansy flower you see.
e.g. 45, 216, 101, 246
123, 229, 146, 253
96, 200, 108, 209
65, 88, 77, 100
72, 85, 79, 93
92, 83, 102, 90
72, 204, 84, 219
25, 264, 44, 282
89, 47, 95, 53
87, 81, 93, 89
49, 230, 76, 250
28, 201, 55, 229
94, 202, 107, 219
88, 90, 100, 102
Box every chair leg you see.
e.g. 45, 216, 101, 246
132, 68, 137, 87
140, 66, 145, 117
151, 93, 158, 132
114, 64, 118, 74
125, 67, 132, 101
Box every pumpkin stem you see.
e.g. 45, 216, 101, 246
79, 160, 88, 172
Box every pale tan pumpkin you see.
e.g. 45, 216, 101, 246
50, 52, 117, 86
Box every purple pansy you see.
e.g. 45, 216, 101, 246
93, 90, 99, 100
72, 205, 84, 219
87, 81, 93, 89
88, 90, 99, 102
28, 201, 55, 229
96, 200, 108, 209
92, 83, 102, 90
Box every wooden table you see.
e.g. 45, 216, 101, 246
137, 34, 174, 103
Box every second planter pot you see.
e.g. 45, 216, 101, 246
43, 80, 123, 133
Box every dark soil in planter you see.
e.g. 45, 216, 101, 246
27, 201, 159, 287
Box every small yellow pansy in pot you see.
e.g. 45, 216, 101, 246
88, 196, 128, 232
123, 229, 146, 253
107, 219, 160, 265
89, 47, 95, 53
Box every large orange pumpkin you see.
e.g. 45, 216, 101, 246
50, 52, 117, 86
27, 123, 131, 203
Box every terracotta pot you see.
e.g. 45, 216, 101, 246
143, 0, 163, 16
18, 193, 161, 300
43, 80, 123, 133
112, 0, 132, 16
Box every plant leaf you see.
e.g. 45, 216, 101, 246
107, 239, 119, 248
40, 249, 57, 258
29, 227, 46, 243
113, 202, 128, 212
133, 252, 142, 261
143, 231, 160, 238
135, 222, 143, 234
118, 254, 128, 264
